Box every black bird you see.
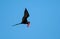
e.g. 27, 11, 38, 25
13, 8, 30, 27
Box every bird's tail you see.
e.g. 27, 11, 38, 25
12, 23, 21, 26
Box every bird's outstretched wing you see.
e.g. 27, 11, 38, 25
22, 8, 30, 22
12, 23, 21, 26
24, 8, 29, 18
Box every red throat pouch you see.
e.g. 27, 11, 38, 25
27, 23, 30, 27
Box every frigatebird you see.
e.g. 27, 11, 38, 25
13, 8, 30, 27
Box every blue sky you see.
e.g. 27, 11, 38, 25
0, 0, 60, 39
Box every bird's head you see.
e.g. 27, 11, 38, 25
27, 22, 30, 27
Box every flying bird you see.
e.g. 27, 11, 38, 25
13, 8, 30, 27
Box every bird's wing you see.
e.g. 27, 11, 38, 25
24, 8, 29, 18
12, 23, 21, 26
22, 8, 30, 22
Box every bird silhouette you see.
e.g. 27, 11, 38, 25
13, 8, 30, 27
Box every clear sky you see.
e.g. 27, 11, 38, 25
0, 0, 60, 39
